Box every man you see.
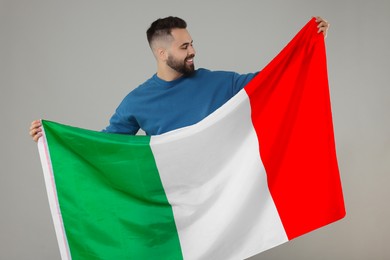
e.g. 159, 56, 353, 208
30, 16, 329, 140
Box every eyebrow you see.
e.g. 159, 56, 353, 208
179, 40, 193, 48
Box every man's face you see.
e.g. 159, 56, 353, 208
166, 28, 196, 75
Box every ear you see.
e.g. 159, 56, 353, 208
156, 47, 168, 62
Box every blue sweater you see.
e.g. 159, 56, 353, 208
104, 68, 257, 135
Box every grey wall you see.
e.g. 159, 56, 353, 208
1, 0, 389, 259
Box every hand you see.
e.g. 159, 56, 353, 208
29, 120, 42, 142
315, 16, 330, 38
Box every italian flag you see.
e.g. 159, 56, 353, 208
38, 18, 345, 260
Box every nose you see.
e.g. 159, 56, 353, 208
188, 45, 196, 56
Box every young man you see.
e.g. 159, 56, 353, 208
30, 16, 329, 140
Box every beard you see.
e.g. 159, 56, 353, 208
166, 54, 195, 76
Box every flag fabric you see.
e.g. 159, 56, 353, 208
38, 18, 345, 260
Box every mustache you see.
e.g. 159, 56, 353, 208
185, 54, 195, 60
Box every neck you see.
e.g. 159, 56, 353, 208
156, 69, 183, 82
156, 62, 183, 81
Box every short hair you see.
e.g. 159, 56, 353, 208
146, 16, 187, 48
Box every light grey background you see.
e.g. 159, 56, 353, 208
1, 0, 389, 259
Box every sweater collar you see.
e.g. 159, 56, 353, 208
152, 70, 197, 88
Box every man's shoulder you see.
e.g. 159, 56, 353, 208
127, 75, 157, 94
195, 68, 237, 79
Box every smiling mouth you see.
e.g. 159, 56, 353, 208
186, 58, 194, 65
185, 55, 195, 63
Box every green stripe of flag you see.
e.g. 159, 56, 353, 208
43, 120, 183, 259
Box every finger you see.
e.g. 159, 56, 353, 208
317, 26, 327, 33
29, 120, 41, 131
317, 21, 329, 29
315, 17, 329, 29
315, 16, 327, 23
33, 132, 42, 142
29, 124, 40, 134
31, 119, 41, 125
316, 21, 330, 38
317, 28, 328, 38
31, 120, 41, 126
29, 127, 42, 137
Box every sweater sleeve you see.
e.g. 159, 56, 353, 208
103, 111, 139, 135
103, 95, 140, 135
231, 71, 259, 95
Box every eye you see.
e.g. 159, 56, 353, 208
180, 42, 193, 50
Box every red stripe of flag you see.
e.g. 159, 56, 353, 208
244, 18, 346, 240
